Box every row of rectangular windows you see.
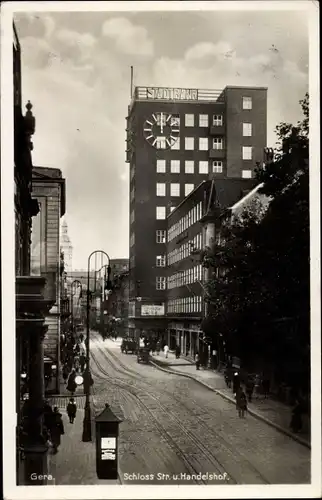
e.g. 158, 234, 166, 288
168, 202, 203, 241
157, 183, 196, 198
158, 98, 253, 130
168, 233, 202, 265
168, 264, 203, 289
156, 159, 223, 174
167, 296, 203, 314
155, 137, 254, 155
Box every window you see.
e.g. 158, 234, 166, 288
199, 114, 208, 127
171, 115, 180, 126
156, 206, 166, 219
199, 161, 209, 174
185, 184, 194, 196
185, 137, 194, 150
156, 137, 167, 149
130, 233, 135, 247
185, 114, 194, 127
130, 210, 135, 224
156, 183, 166, 196
170, 206, 176, 212
212, 161, 223, 173
185, 160, 194, 174
212, 138, 223, 150
156, 255, 166, 267
199, 137, 208, 151
243, 96, 252, 110
171, 137, 180, 150
242, 146, 252, 160
170, 160, 180, 173
243, 123, 252, 137
156, 159, 166, 173
213, 115, 223, 126
242, 169, 252, 179
170, 183, 180, 197
156, 230, 166, 243
156, 277, 166, 290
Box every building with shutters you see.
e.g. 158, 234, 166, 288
126, 85, 267, 340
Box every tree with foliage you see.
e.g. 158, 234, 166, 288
202, 93, 310, 394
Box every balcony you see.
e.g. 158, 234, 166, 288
209, 148, 225, 159
209, 125, 225, 136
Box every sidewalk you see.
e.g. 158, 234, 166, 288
47, 407, 120, 485
150, 351, 310, 449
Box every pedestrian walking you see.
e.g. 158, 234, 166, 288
224, 366, 232, 388
254, 374, 261, 398
195, 352, 200, 370
66, 368, 77, 395
43, 399, 54, 436
290, 398, 304, 433
156, 341, 161, 355
164, 344, 169, 358
236, 388, 247, 418
74, 354, 80, 372
67, 397, 77, 424
175, 344, 181, 359
245, 375, 255, 403
50, 407, 64, 454
79, 353, 86, 372
262, 377, 270, 398
62, 363, 69, 384
232, 371, 241, 396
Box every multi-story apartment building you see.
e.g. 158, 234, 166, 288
166, 177, 256, 361
126, 85, 267, 340
31, 166, 66, 393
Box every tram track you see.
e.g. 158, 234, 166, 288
90, 336, 273, 484
90, 348, 210, 484
91, 336, 270, 484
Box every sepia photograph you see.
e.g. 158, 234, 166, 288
1, 1, 320, 499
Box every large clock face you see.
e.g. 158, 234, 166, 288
143, 112, 180, 149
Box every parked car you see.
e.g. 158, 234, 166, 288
121, 338, 137, 354
137, 347, 150, 364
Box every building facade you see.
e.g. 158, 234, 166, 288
166, 177, 256, 361
14, 22, 54, 485
31, 167, 66, 393
126, 85, 267, 340
60, 219, 73, 274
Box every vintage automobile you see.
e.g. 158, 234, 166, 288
137, 347, 150, 364
121, 338, 137, 354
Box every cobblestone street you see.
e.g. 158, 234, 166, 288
48, 334, 311, 485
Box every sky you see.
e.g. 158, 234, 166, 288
13, 5, 309, 270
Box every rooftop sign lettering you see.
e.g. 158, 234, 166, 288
144, 87, 198, 101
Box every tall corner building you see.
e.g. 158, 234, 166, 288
126, 85, 267, 340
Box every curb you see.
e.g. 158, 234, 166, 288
149, 359, 311, 450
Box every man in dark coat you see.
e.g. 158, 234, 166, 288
67, 398, 77, 424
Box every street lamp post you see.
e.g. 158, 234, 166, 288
70, 280, 82, 335
82, 250, 110, 442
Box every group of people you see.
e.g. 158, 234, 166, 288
224, 363, 307, 430
61, 332, 87, 395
